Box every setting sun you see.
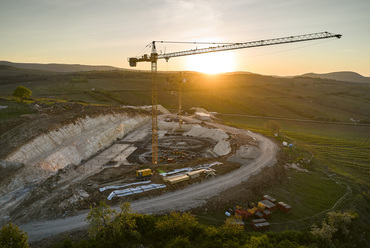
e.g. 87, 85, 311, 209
184, 52, 236, 74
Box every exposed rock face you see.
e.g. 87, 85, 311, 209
1, 113, 150, 195
184, 124, 231, 156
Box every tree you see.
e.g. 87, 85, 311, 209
264, 120, 281, 135
155, 212, 199, 239
165, 236, 192, 248
86, 201, 117, 238
244, 235, 274, 248
85, 201, 140, 248
311, 211, 358, 247
0, 222, 29, 248
12, 86, 32, 102
219, 217, 244, 239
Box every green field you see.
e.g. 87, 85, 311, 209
217, 114, 370, 239
1, 69, 370, 123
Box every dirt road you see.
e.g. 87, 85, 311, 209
21, 124, 278, 242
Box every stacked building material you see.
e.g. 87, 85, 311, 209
107, 184, 166, 200
163, 174, 190, 184
187, 169, 205, 179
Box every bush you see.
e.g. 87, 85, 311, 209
0, 222, 29, 248
12, 86, 32, 102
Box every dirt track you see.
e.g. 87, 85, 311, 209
20, 122, 278, 242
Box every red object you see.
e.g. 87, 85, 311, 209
252, 218, 270, 230
235, 209, 251, 219
277, 202, 292, 213
262, 210, 271, 218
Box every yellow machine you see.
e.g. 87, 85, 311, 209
136, 169, 152, 180
247, 207, 258, 215
258, 202, 266, 211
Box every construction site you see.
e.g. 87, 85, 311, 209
0, 104, 270, 225
0, 31, 347, 242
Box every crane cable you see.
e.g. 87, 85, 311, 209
137, 41, 241, 57
154, 41, 238, 45
135, 42, 152, 57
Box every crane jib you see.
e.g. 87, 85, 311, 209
158, 32, 342, 61
128, 31, 342, 66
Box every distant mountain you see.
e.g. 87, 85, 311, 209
0, 61, 125, 73
301, 71, 370, 84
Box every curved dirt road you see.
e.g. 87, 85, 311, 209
21, 125, 278, 242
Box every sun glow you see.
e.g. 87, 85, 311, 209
184, 52, 236, 74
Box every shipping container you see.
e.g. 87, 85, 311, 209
235, 209, 251, 219
259, 199, 277, 211
252, 221, 270, 230
278, 201, 292, 213
252, 218, 270, 231
262, 210, 271, 218
255, 211, 264, 218
263, 194, 276, 203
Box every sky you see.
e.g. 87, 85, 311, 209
1, 0, 369, 76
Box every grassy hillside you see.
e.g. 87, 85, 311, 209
219, 115, 369, 245
1, 68, 369, 123
0, 61, 125, 72
302, 71, 370, 84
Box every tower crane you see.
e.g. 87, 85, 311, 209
128, 31, 342, 164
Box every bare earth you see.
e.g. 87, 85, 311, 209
20, 122, 278, 242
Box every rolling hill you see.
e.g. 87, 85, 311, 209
1, 65, 370, 124
0, 61, 125, 73
302, 71, 370, 84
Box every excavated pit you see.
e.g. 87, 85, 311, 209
128, 136, 217, 164
1, 111, 261, 225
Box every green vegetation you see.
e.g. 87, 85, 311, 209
264, 120, 281, 135
12, 86, 32, 102
1, 69, 369, 123
0, 222, 29, 248
45, 203, 357, 247
311, 211, 358, 248
0, 99, 35, 122
219, 116, 369, 246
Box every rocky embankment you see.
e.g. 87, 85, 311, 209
1, 112, 150, 196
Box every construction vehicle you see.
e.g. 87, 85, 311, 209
128, 32, 342, 164
136, 168, 152, 180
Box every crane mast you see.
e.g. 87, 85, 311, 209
128, 31, 341, 164
150, 42, 158, 164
